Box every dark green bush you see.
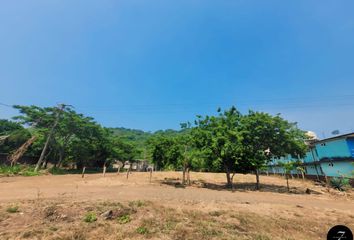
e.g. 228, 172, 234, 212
330, 177, 350, 191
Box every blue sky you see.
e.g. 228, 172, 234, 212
1, 1, 354, 137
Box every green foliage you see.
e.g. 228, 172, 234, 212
0, 119, 32, 154
136, 226, 149, 234
83, 212, 97, 223
330, 177, 351, 191
110, 127, 151, 159
148, 135, 183, 170
239, 111, 307, 172
6, 205, 19, 213
117, 214, 131, 224
0, 119, 23, 135
281, 162, 295, 174
190, 107, 243, 185
10, 105, 140, 169
0, 165, 39, 176
3, 104, 309, 192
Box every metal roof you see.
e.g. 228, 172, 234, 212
313, 132, 354, 144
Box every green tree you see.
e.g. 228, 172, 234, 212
239, 111, 308, 190
148, 135, 182, 171
281, 161, 295, 192
190, 107, 243, 188
12, 105, 136, 170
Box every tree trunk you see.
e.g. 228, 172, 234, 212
35, 104, 64, 172
42, 148, 52, 169
103, 165, 107, 177
225, 168, 232, 188
56, 148, 64, 168
126, 166, 131, 179
149, 168, 152, 183
182, 166, 186, 185
255, 169, 260, 190
230, 172, 236, 191
286, 175, 289, 192
187, 168, 191, 185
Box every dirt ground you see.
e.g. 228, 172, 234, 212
0, 171, 353, 240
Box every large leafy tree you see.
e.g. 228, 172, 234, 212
190, 107, 243, 188
239, 111, 308, 189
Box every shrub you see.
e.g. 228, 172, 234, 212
6, 205, 19, 213
83, 212, 97, 223
0, 165, 21, 175
330, 177, 350, 191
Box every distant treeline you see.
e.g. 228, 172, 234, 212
0, 105, 307, 188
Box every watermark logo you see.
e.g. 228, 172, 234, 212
327, 225, 353, 240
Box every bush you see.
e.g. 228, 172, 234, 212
6, 205, 19, 213
0, 165, 21, 175
330, 177, 350, 191
83, 212, 97, 223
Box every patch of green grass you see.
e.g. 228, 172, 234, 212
83, 212, 97, 223
117, 214, 131, 224
136, 226, 149, 235
0, 165, 39, 176
6, 205, 19, 213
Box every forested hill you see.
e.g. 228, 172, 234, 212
110, 127, 152, 146
108, 127, 186, 159
109, 127, 184, 143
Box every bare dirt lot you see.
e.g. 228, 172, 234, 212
0, 172, 353, 240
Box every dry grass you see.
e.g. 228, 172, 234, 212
0, 172, 353, 239
0, 199, 353, 240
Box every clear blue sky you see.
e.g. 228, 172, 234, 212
1, 1, 354, 137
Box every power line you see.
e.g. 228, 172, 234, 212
0, 102, 13, 108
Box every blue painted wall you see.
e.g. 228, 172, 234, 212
315, 139, 351, 159
303, 151, 315, 163
347, 137, 354, 157
305, 164, 319, 176
320, 161, 354, 177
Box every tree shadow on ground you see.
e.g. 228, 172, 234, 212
159, 178, 322, 195
160, 178, 186, 188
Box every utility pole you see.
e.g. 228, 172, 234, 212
35, 104, 66, 172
